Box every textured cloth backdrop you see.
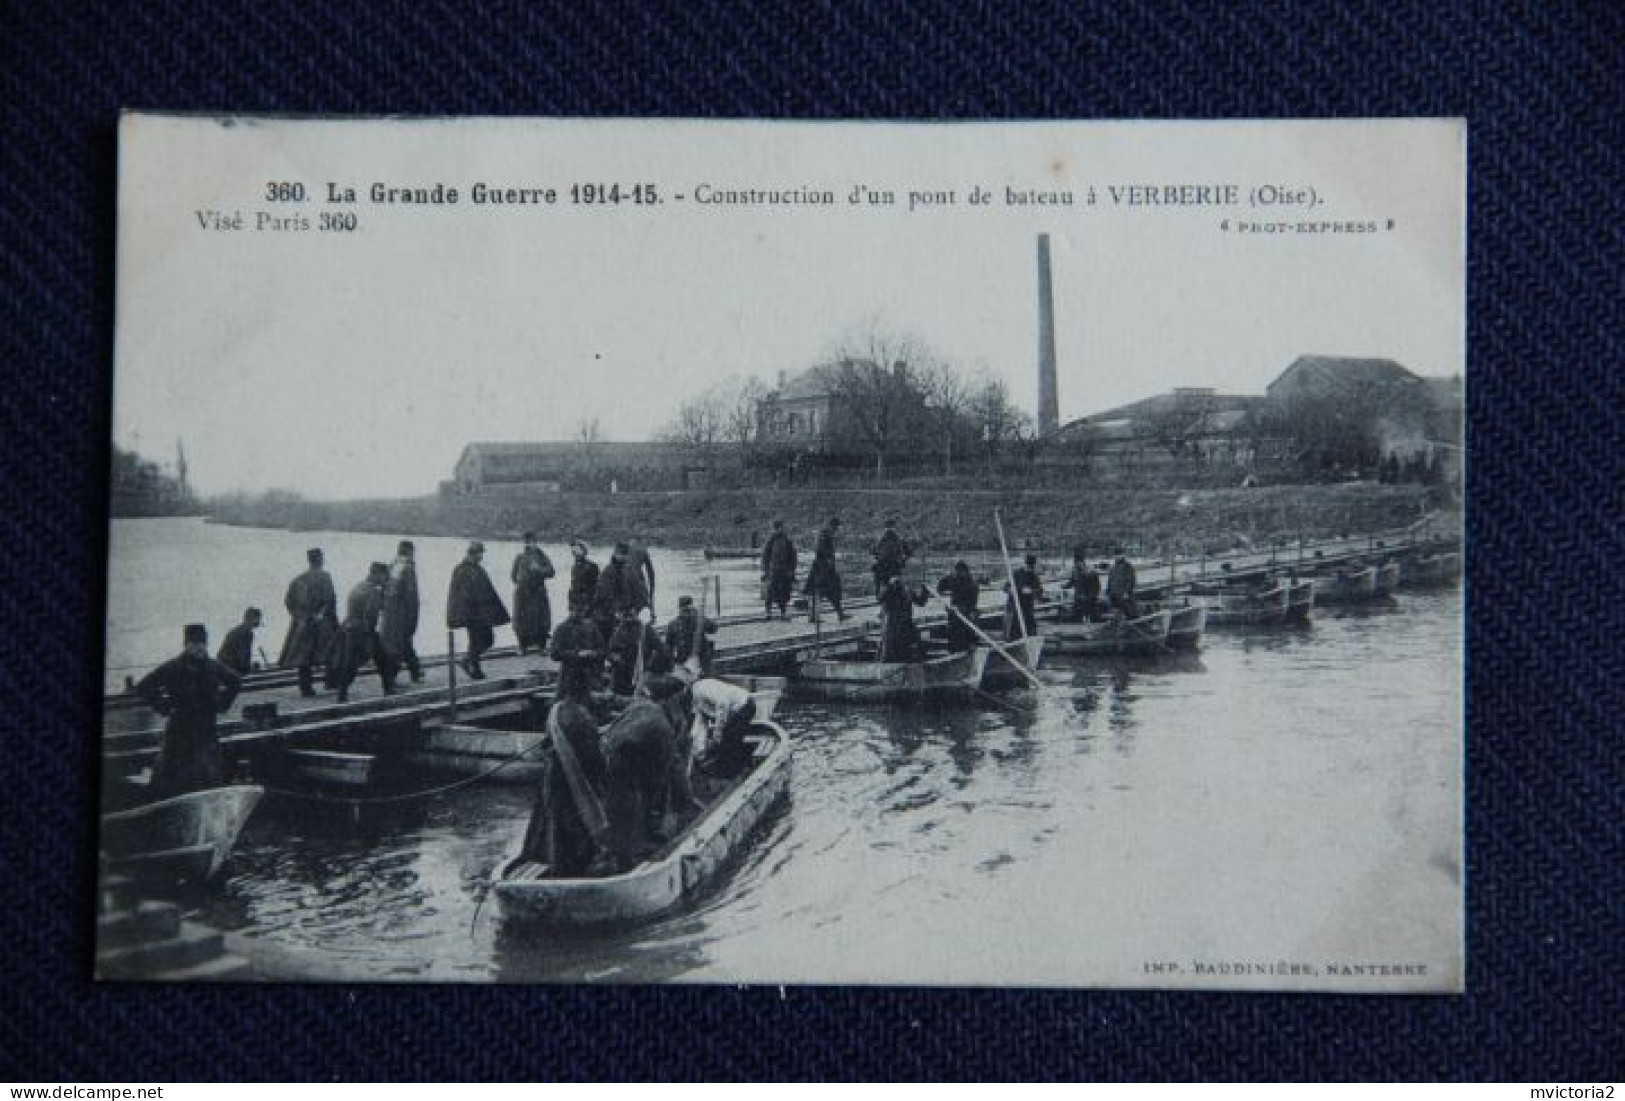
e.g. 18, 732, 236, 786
1, 0, 1621, 1081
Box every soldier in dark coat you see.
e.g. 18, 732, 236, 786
1005, 553, 1044, 640
759, 519, 798, 619
447, 541, 509, 680
1061, 548, 1104, 622
607, 613, 671, 697
1107, 552, 1139, 617
664, 595, 718, 676
135, 624, 241, 797
936, 561, 981, 651
600, 674, 699, 867
328, 562, 392, 702
379, 540, 422, 685
567, 539, 600, 612
549, 597, 607, 697
518, 670, 613, 877
878, 577, 929, 662
278, 547, 337, 697
511, 531, 556, 654
627, 543, 657, 611
803, 517, 847, 622
870, 518, 911, 597
594, 541, 651, 644
216, 607, 261, 675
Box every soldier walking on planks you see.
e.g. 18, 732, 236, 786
804, 516, 847, 623
1004, 553, 1044, 640
379, 540, 423, 686
329, 562, 392, 703
216, 607, 261, 675
135, 623, 241, 797
511, 531, 556, 655
759, 519, 798, 620
278, 547, 337, 698
447, 541, 509, 681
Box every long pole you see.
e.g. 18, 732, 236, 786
994, 508, 1030, 639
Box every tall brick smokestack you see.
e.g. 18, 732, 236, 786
1036, 233, 1059, 436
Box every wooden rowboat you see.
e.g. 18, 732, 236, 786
1403, 552, 1462, 587
100, 784, 263, 882
1163, 603, 1208, 651
494, 719, 793, 926
1042, 609, 1171, 656
1285, 579, 1315, 623
793, 645, 989, 703
1189, 581, 1292, 627
1313, 564, 1379, 605
1374, 561, 1402, 597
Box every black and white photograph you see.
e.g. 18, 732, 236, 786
98, 115, 1464, 988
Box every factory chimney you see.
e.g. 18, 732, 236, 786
1036, 233, 1059, 436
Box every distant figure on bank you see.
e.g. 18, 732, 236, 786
511, 531, 556, 655
135, 624, 241, 797
804, 517, 847, 622
379, 540, 423, 686
567, 539, 600, 613
935, 561, 980, 651
549, 596, 607, 697
1061, 547, 1103, 622
687, 676, 758, 792
595, 541, 651, 644
518, 658, 613, 877
1005, 553, 1044, 640
664, 594, 718, 677
878, 576, 928, 662
448, 541, 509, 680
279, 547, 337, 698
328, 562, 392, 703
870, 518, 911, 598
1107, 552, 1138, 617
759, 519, 798, 620
216, 607, 262, 675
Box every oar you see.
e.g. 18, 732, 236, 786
937, 599, 1046, 691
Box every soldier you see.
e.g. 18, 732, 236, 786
216, 607, 261, 675
803, 517, 847, 622
328, 562, 391, 703
594, 541, 651, 644
664, 594, 718, 677
134, 624, 241, 797
1061, 546, 1103, 622
278, 547, 337, 697
447, 541, 509, 680
379, 540, 423, 685
759, 519, 798, 620
935, 561, 980, 651
878, 576, 929, 662
1005, 553, 1044, 640
870, 518, 911, 598
549, 595, 607, 698
517, 654, 614, 877
511, 531, 556, 655
567, 539, 600, 612
1108, 551, 1139, 617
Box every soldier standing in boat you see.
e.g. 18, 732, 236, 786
216, 607, 261, 675
759, 519, 798, 620
600, 673, 701, 867
664, 594, 718, 677
1061, 546, 1103, 622
278, 547, 337, 697
804, 516, 847, 622
878, 575, 929, 662
595, 541, 651, 644
510, 531, 556, 655
1005, 553, 1044, 640
379, 540, 423, 686
607, 609, 670, 698
518, 646, 615, 877
549, 594, 607, 697
135, 623, 241, 797
328, 562, 392, 703
447, 541, 509, 680
1107, 551, 1139, 617
871, 518, 911, 598
935, 561, 980, 651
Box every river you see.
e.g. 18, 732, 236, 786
106, 518, 1463, 988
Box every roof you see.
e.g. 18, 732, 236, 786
1266, 356, 1421, 399
774, 363, 849, 402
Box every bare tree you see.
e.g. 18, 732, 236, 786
824, 325, 933, 478
660, 393, 725, 470
968, 373, 1029, 473
573, 416, 603, 482
723, 376, 771, 460
917, 360, 976, 475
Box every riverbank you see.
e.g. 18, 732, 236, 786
204, 480, 1454, 556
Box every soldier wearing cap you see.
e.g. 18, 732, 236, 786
278, 547, 337, 697
216, 607, 262, 675
380, 540, 423, 685
1107, 551, 1138, 617
594, 540, 651, 646
664, 594, 718, 677
759, 519, 798, 620
511, 530, 556, 655
329, 562, 392, 702
804, 516, 847, 622
134, 624, 241, 797
447, 541, 509, 680
871, 517, 911, 597
1005, 553, 1044, 640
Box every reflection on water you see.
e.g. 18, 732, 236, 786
112, 520, 1461, 985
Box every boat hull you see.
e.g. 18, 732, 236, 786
793, 647, 989, 703
978, 635, 1046, 689
100, 784, 264, 881
1313, 565, 1379, 604
1403, 552, 1461, 587
494, 720, 793, 926
1163, 604, 1207, 650
1042, 610, 1171, 656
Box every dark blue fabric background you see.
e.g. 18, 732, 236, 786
2, 0, 1621, 1081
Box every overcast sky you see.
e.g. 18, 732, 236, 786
114, 117, 1463, 499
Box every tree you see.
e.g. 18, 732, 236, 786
660, 392, 725, 471
573, 417, 603, 482
916, 361, 976, 475
968, 373, 1030, 473
723, 376, 772, 465
824, 326, 933, 478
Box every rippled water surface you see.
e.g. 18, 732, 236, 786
110, 519, 1463, 986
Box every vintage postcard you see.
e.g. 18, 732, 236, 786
101, 115, 1464, 989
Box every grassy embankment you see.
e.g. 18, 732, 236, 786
206, 477, 1453, 558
